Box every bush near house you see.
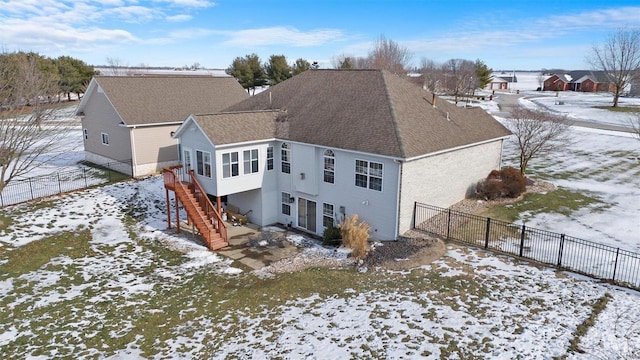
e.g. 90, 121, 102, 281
475, 167, 527, 200
322, 223, 342, 246
340, 214, 371, 258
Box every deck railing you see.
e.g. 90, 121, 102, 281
187, 169, 227, 243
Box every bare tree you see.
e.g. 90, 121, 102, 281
506, 107, 572, 176
331, 54, 369, 69
105, 56, 134, 76
367, 35, 412, 76
588, 28, 640, 107
629, 113, 640, 140
441, 58, 476, 104
537, 72, 547, 90
419, 57, 443, 92
0, 52, 70, 195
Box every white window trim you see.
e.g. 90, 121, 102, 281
196, 149, 213, 178
281, 192, 292, 215
355, 159, 383, 192
243, 149, 259, 175
222, 151, 239, 178
281, 143, 291, 174
323, 149, 335, 184
322, 202, 335, 229
101, 132, 109, 145
266, 146, 274, 171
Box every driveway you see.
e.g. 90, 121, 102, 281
492, 92, 635, 134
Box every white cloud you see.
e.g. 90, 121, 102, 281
166, 14, 193, 22
146, 28, 214, 44
541, 6, 640, 30
220, 26, 345, 47
103, 5, 161, 23
153, 0, 215, 8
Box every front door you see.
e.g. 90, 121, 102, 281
182, 148, 192, 181
297, 198, 317, 233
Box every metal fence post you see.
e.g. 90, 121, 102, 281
557, 234, 565, 267
28, 178, 35, 201
612, 248, 620, 282
57, 173, 62, 194
413, 202, 417, 230
83, 168, 88, 188
446, 208, 452, 240
519, 224, 526, 257
484, 218, 491, 248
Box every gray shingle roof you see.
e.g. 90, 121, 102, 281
222, 69, 510, 159
193, 110, 281, 145
90, 75, 248, 126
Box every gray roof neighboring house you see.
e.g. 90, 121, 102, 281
76, 75, 248, 126
218, 69, 511, 159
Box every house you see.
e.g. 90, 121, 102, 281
75, 75, 248, 177
543, 71, 615, 92
486, 76, 509, 90
170, 69, 511, 241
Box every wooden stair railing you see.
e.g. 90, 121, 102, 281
162, 166, 228, 250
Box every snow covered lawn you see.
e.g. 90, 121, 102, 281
0, 176, 638, 358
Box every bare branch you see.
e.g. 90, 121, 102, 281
588, 28, 640, 107
505, 107, 573, 176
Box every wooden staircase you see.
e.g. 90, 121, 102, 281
163, 166, 228, 250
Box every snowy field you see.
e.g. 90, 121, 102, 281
0, 175, 638, 358
0, 79, 639, 358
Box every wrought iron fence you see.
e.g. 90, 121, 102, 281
413, 202, 640, 291
0, 160, 132, 207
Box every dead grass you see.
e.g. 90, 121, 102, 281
340, 214, 370, 258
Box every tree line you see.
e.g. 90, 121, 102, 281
226, 36, 492, 102
1, 51, 96, 107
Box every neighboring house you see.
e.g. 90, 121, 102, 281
75, 75, 248, 177
486, 77, 509, 90
485, 73, 517, 91
543, 71, 615, 92
172, 69, 511, 241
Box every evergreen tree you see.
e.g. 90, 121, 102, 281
226, 53, 267, 94
56, 56, 96, 101
292, 58, 311, 75
265, 55, 292, 85
474, 59, 493, 90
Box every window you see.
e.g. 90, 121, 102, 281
266, 146, 274, 170
222, 152, 239, 178
323, 149, 335, 184
322, 203, 334, 228
83, 128, 88, 140
243, 149, 259, 174
355, 160, 383, 191
101, 133, 109, 145
196, 150, 212, 177
281, 192, 292, 215
281, 143, 290, 174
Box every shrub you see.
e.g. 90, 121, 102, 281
475, 178, 503, 200
475, 167, 527, 200
499, 167, 526, 198
340, 214, 370, 258
322, 223, 342, 246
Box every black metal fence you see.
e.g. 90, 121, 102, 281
413, 202, 640, 291
0, 160, 132, 207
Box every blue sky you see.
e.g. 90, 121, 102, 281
1, 0, 640, 71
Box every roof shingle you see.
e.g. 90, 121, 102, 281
222, 69, 510, 159
90, 75, 248, 126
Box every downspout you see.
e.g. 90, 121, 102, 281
130, 126, 138, 177
394, 160, 402, 239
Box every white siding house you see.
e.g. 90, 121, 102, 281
75, 75, 248, 177
173, 70, 511, 240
